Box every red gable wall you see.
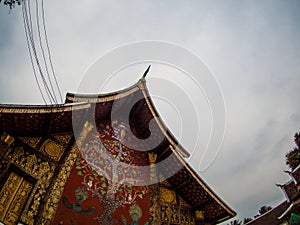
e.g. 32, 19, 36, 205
52, 121, 150, 225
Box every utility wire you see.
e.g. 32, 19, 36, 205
35, 0, 58, 103
41, 0, 63, 103
22, 1, 47, 104
21, 0, 63, 104
26, 0, 56, 103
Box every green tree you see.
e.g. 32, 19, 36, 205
258, 205, 272, 215
243, 217, 253, 224
228, 219, 242, 225
286, 132, 300, 170
0, 0, 21, 9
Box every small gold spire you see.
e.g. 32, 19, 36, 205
1, 132, 14, 146
148, 152, 157, 164
195, 210, 205, 222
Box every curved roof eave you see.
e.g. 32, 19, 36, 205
66, 78, 190, 158
169, 144, 236, 219
66, 78, 236, 221
0, 102, 91, 136
0, 102, 90, 114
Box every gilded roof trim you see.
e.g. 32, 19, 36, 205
0, 103, 90, 114
66, 83, 140, 103
137, 79, 190, 158
67, 79, 190, 158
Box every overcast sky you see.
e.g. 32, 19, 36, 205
1, 0, 300, 223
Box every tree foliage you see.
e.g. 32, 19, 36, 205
258, 205, 272, 215
0, 0, 21, 9
243, 217, 253, 224
229, 219, 242, 225
286, 132, 300, 170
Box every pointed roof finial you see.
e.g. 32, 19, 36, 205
141, 65, 151, 79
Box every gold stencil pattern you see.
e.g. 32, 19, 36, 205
19, 137, 42, 150
53, 134, 73, 145
160, 185, 195, 225
4, 144, 54, 225
160, 187, 176, 205
161, 205, 195, 225
38, 123, 93, 224
40, 139, 64, 161
0, 171, 23, 220
6, 148, 52, 180
149, 184, 161, 225
0, 172, 33, 225
38, 147, 78, 225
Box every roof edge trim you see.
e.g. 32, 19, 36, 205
169, 144, 237, 217
0, 102, 90, 114
66, 82, 140, 103
138, 78, 190, 158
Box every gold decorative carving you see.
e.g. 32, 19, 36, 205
53, 134, 73, 145
3, 141, 55, 225
75, 121, 94, 148
160, 186, 195, 225
67, 86, 140, 103
4, 179, 32, 225
0, 171, 22, 220
195, 210, 205, 222
40, 139, 64, 161
179, 195, 192, 209
148, 152, 157, 164
160, 179, 172, 187
19, 137, 41, 150
160, 187, 176, 205
0, 171, 33, 225
1, 133, 14, 146
149, 184, 161, 225
6, 148, 52, 180
38, 146, 79, 225
0, 133, 14, 156
7, 146, 24, 163
161, 204, 195, 225
149, 153, 157, 184
0, 103, 90, 114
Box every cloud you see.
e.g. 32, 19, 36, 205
0, 0, 300, 222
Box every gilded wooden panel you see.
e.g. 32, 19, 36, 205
0, 171, 33, 225
18, 137, 42, 150
2, 137, 55, 225
160, 184, 195, 225
53, 134, 73, 146
40, 139, 64, 161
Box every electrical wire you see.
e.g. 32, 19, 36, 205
35, 0, 58, 103
41, 0, 63, 103
21, 0, 63, 105
24, 0, 54, 104
26, 0, 56, 103
22, 1, 47, 104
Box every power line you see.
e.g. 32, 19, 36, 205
36, 0, 58, 102
23, 0, 55, 104
21, 0, 62, 104
41, 0, 63, 103
21, 1, 47, 104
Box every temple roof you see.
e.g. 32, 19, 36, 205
279, 179, 300, 202
291, 165, 300, 185
0, 78, 236, 223
249, 163, 300, 224
0, 103, 90, 136
66, 78, 236, 223
245, 201, 289, 225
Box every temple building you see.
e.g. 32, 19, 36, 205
0, 78, 236, 225
246, 165, 300, 225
